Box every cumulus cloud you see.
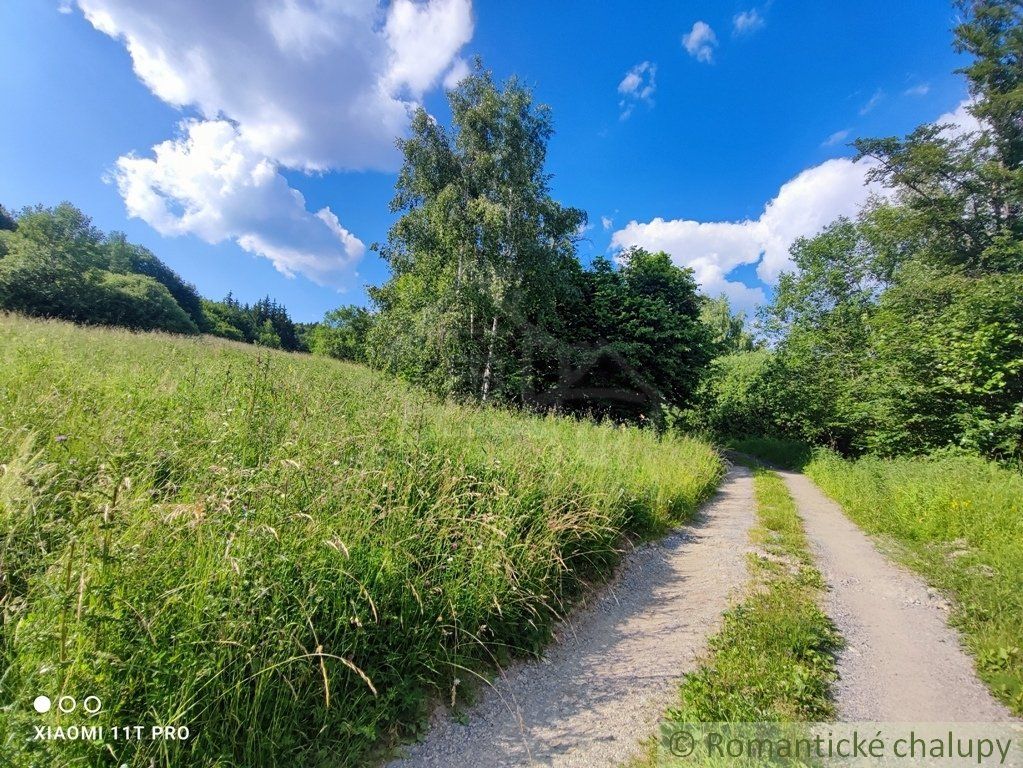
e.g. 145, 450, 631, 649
617, 61, 656, 119
682, 21, 717, 63
69, 0, 472, 285
385, 0, 474, 97
905, 83, 930, 97
601, 216, 614, 231
610, 100, 981, 313
822, 129, 851, 147
114, 120, 365, 287
76, 0, 472, 172
732, 9, 765, 36
611, 158, 885, 312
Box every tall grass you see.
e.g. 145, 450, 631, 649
0, 314, 722, 767
807, 451, 1023, 715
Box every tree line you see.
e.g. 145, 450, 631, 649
0, 202, 308, 351
683, 0, 1023, 464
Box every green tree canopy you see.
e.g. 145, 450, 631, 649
308, 305, 374, 363
0, 203, 202, 335
700, 294, 757, 355
369, 64, 586, 403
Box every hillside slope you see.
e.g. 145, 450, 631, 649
0, 315, 721, 768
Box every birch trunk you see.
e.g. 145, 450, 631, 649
481, 314, 498, 401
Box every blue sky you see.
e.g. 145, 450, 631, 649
0, 1, 970, 321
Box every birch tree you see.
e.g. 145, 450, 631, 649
369, 64, 585, 403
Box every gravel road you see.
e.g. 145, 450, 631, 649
387, 464, 756, 767
780, 470, 1016, 722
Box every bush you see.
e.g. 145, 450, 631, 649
680, 350, 776, 436
94, 272, 199, 334
0, 203, 201, 336
862, 270, 1023, 462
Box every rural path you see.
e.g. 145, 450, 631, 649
388, 464, 756, 768
779, 470, 1016, 722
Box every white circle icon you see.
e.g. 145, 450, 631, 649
33, 695, 51, 714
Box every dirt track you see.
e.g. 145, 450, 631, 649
389, 463, 1017, 768
387, 465, 756, 767
780, 470, 1015, 722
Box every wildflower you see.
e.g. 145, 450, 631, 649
54, 435, 68, 443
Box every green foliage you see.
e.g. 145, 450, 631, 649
679, 350, 776, 437
954, 1, 1023, 170
94, 271, 199, 334
0, 203, 310, 351
106, 232, 206, 329
807, 451, 1023, 714
700, 294, 757, 355
853, 1, 1023, 276
863, 268, 1023, 459
0, 315, 723, 768
202, 293, 303, 351
561, 250, 712, 420
308, 305, 374, 362
745, 215, 1022, 462
728, 437, 815, 471
0, 203, 200, 335
369, 65, 713, 420
721, 2, 1023, 463
762, 219, 880, 451
370, 64, 586, 404
0, 203, 16, 232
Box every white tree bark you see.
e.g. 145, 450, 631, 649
481, 314, 498, 401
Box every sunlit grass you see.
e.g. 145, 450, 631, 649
0, 314, 722, 767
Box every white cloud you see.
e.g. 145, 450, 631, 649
935, 99, 982, 137
822, 129, 851, 147
904, 83, 930, 97
385, 0, 474, 97
611, 158, 885, 313
57, 1, 74, 13
610, 99, 980, 314
75, 0, 472, 172
114, 120, 364, 288
617, 61, 656, 119
682, 21, 717, 63
69, 0, 472, 286
859, 89, 884, 115
601, 215, 614, 231
732, 9, 765, 36
443, 57, 471, 90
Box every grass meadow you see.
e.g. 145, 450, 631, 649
807, 452, 1023, 716
0, 314, 722, 767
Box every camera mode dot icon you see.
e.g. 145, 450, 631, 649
33, 695, 52, 714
